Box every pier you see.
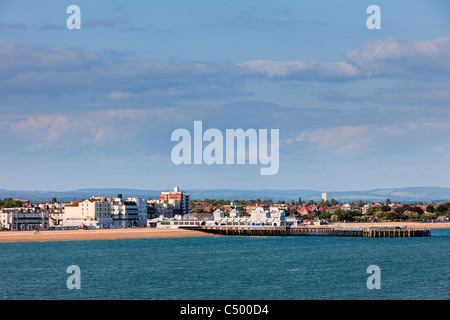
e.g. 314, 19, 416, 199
186, 226, 431, 237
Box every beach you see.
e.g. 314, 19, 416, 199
0, 228, 210, 243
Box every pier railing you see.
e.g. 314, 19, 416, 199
186, 226, 431, 237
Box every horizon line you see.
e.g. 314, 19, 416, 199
1, 185, 450, 193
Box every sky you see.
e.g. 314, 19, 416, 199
0, 0, 449, 192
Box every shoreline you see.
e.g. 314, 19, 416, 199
0, 228, 211, 243
0, 221, 448, 243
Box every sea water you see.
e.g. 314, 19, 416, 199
0, 229, 448, 300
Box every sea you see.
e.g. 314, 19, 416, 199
0, 229, 448, 300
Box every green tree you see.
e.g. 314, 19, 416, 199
394, 206, 405, 214
386, 211, 401, 221
402, 210, 419, 220
426, 204, 436, 213
317, 200, 326, 206
1, 198, 22, 208
420, 212, 437, 220
437, 203, 449, 214
320, 211, 332, 220
409, 206, 424, 215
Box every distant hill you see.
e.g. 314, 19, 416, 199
1, 187, 449, 203
323, 187, 450, 203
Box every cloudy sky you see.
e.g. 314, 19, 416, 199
1, 0, 449, 192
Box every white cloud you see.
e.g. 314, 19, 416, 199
238, 60, 360, 80
295, 125, 369, 152
0, 37, 449, 108
240, 37, 450, 81
345, 37, 450, 78
291, 119, 450, 156
0, 42, 236, 99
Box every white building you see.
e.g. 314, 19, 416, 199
321, 192, 329, 202
63, 197, 112, 228
62, 195, 148, 228
150, 214, 207, 228
0, 208, 49, 231
110, 195, 139, 228
210, 206, 287, 227
153, 206, 287, 228
0, 211, 9, 230
129, 197, 148, 226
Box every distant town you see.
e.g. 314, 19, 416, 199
0, 188, 449, 231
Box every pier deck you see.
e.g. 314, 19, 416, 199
185, 226, 431, 237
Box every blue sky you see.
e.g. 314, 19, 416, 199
0, 0, 449, 192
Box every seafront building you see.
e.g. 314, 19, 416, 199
60, 187, 187, 228
44, 203, 65, 227
211, 206, 288, 227
63, 195, 148, 228
0, 208, 49, 231
148, 199, 175, 218
111, 195, 147, 228
63, 197, 112, 228
151, 206, 290, 228
159, 187, 190, 215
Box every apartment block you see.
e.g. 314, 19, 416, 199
159, 187, 190, 215
0, 208, 49, 231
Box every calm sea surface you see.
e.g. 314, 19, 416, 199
0, 229, 449, 300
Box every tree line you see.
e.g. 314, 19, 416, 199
190, 197, 334, 207
319, 203, 450, 222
